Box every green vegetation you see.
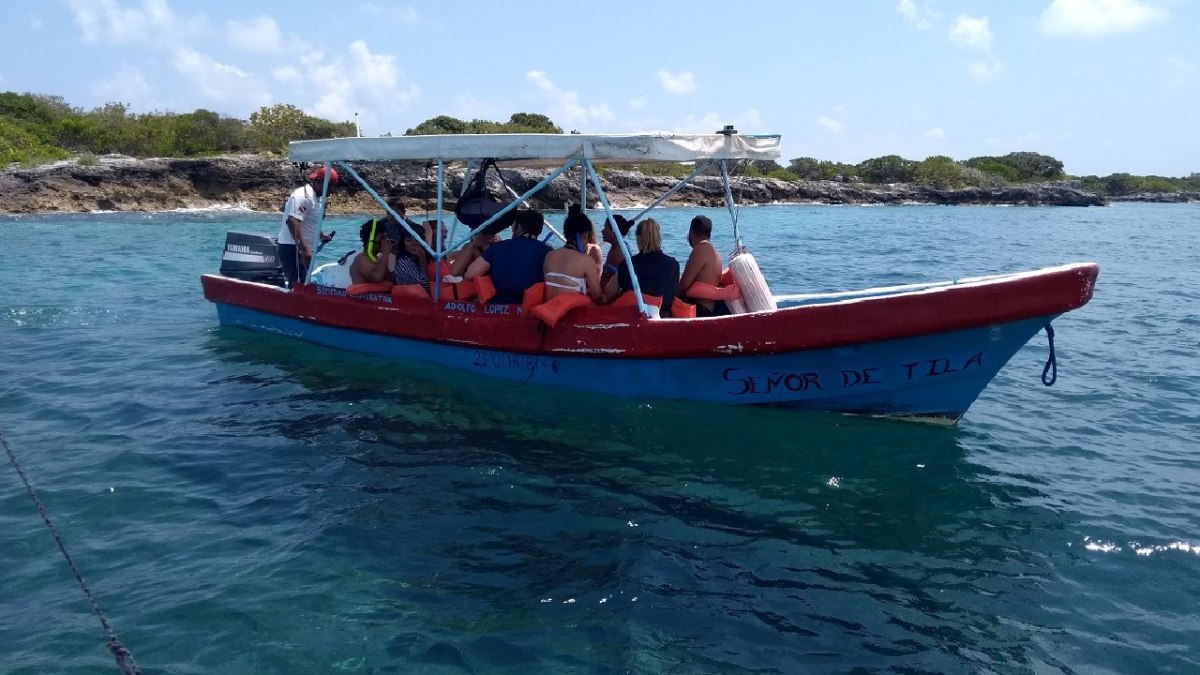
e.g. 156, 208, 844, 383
785, 157, 859, 181
1077, 172, 1200, 196
405, 113, 561, 136
0, 92, 354, 162
3, 91, 1197, 198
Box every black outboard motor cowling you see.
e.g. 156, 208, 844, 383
220, 231, 285, 286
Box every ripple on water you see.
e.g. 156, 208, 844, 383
2, 205, 1199, 673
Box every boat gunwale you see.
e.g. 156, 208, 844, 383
201, 260, 1098, 359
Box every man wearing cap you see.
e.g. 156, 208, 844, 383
277, 166, 338, 286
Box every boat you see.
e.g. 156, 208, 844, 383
200, 130, 1099, 424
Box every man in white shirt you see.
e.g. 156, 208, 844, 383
277, 167, 337, 286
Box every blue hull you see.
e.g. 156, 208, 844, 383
215, 303, 1056, 422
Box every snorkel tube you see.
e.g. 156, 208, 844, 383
365, 218, 379, 262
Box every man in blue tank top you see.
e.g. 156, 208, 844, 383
465, 210, 552, 304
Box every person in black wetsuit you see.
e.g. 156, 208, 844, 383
605, 217, 680, 317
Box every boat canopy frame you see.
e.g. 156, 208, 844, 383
293, 132, 782, 316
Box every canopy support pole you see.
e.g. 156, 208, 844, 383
584, 159, 650, 318
434, 158, 444, 301
498, 178, 565, 244
442, 157, 582, 255
719, 160, 743, 252
580, 165, 588, 212
337, 162, 429, 257
303, 161, 335, 285
628, 159, 716, 223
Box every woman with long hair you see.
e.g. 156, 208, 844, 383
541, 204, 603, 302
392, 222, 433, 292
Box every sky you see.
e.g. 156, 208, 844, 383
1, 0, 1197, 177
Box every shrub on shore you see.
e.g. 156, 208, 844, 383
2, 91, 1196, 196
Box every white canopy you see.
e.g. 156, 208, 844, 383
288, 132, 781, 166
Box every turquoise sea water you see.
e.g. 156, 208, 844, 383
1, 202, 1198, 674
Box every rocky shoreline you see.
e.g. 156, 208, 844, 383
0, 154, 1129, 215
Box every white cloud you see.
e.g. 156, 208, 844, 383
226, 16, 282, 54
967, 59, 1007, 80
897, 0, 939, 30
306, 40, 420, 125
93, 64, 155, 105
65, 0, 204, 46
924, 127, 947, 140
657, 70, 697, 95
173, 47, 271, 110
272, 65, 302, 86
817, 115, 847, 134
629, 97, 647, 110
949, 15, 993, 51
1039, 0, 1167, 37
525, 70, 614, 128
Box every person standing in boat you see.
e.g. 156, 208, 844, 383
464, 209, 552, 303
605, 218, 680, 317
277, 167, 337, 287
541, 205, 603, 303
679, 214, 730, 316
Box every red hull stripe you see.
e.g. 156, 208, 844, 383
201, 263, 1098, 359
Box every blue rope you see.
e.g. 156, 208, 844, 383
1041, 323, 1058, 386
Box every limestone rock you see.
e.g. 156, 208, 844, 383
0, 154, 1110, 214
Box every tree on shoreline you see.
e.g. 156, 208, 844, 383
2, 92, 1197, 196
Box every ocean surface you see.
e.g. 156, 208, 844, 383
1, 202, 1197, 674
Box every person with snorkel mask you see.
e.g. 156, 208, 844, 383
350, 217, 395, 284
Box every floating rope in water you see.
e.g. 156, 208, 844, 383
0, 426, 141, 675
1042, 323, 1058, 386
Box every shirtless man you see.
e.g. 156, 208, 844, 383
678, 215, 727, 316
350, 218, 394, 284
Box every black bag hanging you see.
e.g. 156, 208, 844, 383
454, 159, 516, 233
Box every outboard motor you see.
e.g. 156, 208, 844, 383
220, 231, 285, 286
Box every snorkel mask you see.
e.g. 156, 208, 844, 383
366, 218, 380, 262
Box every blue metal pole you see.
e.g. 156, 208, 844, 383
303, 160, 335, 285
719, 159, 743, 251
584, 160, 649, 317
443, 157, 582, 253
446, 159, 459, 255
580, 163, 588, 212
337, 162, 432, 257
629, 159, 715, 223
434, 158, 444, 301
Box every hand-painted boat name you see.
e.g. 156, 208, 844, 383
473, 350, 558, 373
444, 302, 524, 315
723, 368, 823, 395
316, 286, 392, 303
724, 351, 984, 396
902, 352, 983, 379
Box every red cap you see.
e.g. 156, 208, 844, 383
308, 167, 339, 184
